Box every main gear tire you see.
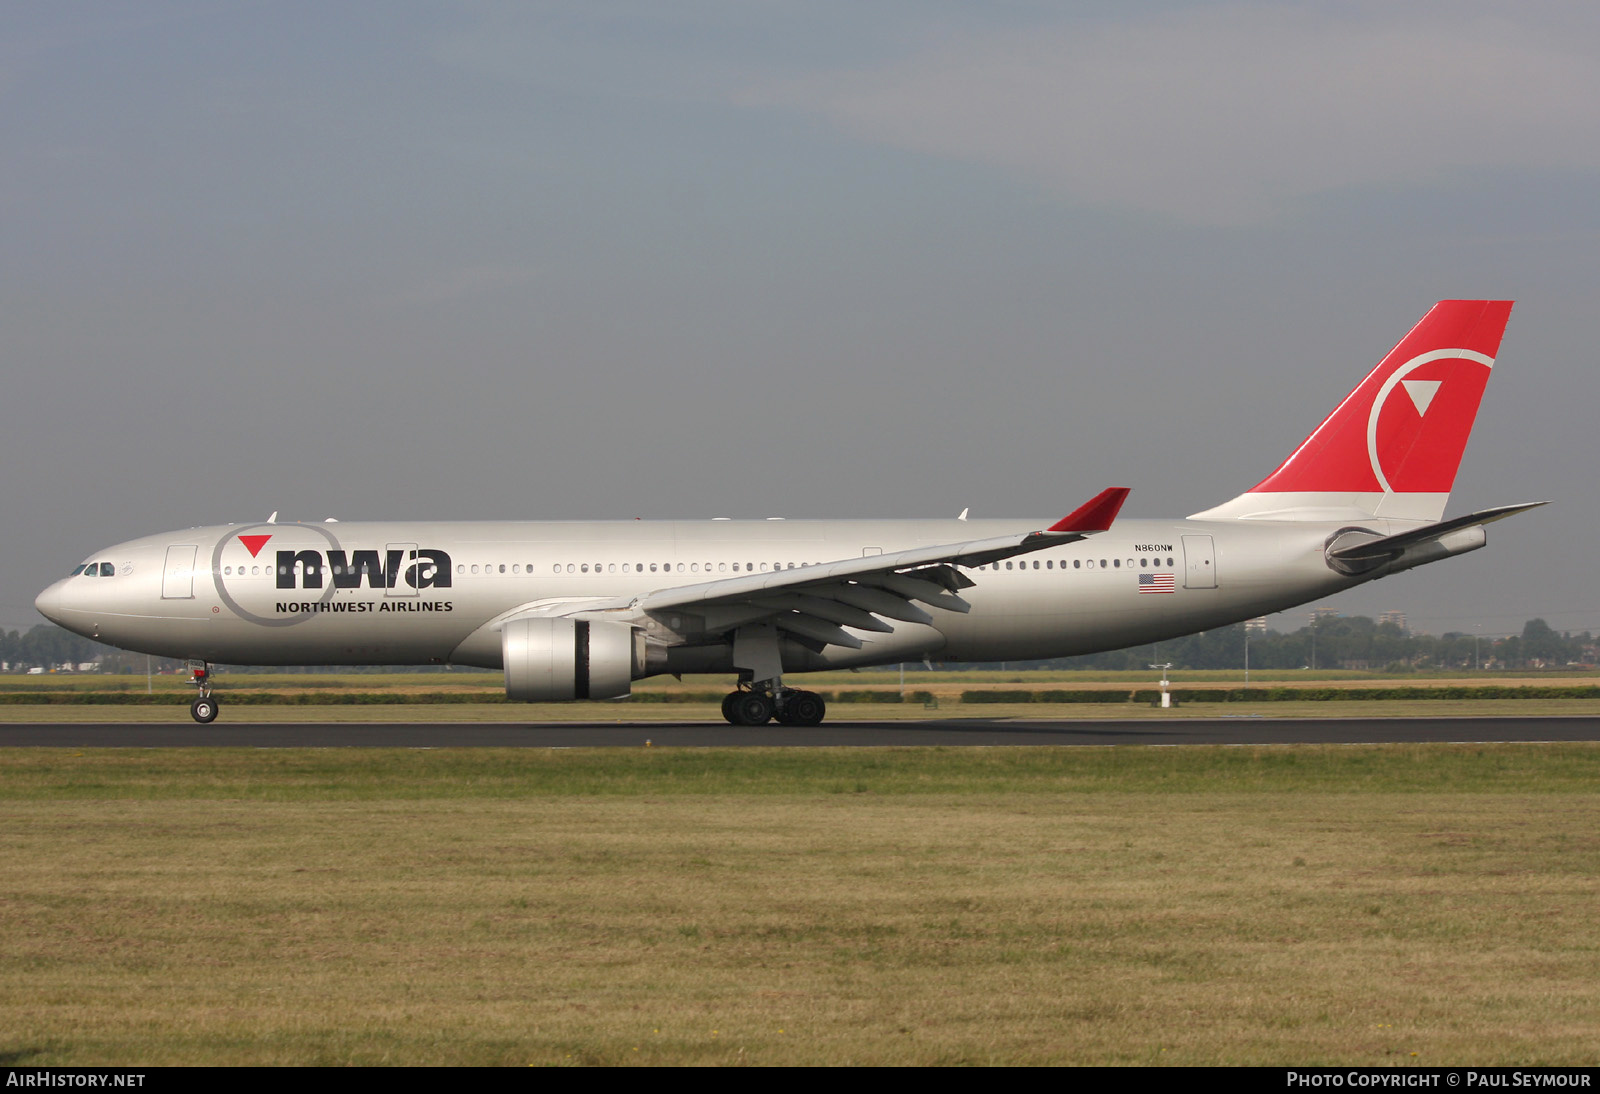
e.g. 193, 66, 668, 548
731, 692, 773, 726
785, 690, 826, 726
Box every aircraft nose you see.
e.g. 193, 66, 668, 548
35, 582, 65, 626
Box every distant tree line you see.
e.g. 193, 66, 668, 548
977, 616, 1595, 673
1, 616, 1593, 675
0, 625, 461, 674
0, 626, 144, 673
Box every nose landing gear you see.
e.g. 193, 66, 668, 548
188, 661, 219, 723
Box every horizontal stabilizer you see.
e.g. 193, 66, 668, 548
1327, 502, 1548, 563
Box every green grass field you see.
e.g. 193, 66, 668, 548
4, 744, 1599, 1065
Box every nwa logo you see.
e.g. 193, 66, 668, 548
274, 548, 453, 591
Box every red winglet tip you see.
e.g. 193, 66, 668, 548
1047, 488, 1130, 533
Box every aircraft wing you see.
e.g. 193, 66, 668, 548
574, 488, 1130, 650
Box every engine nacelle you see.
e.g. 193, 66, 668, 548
502, 618, 639, 702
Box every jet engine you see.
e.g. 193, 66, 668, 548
501, 617, 640, 701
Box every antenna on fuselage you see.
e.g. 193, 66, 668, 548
267, 511, 278, 524
957, 508, 969, 521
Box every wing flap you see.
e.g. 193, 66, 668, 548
776, 613, 866, 650
825, 583, 936, 625
865, 572, 972, 614
750, 593, 897, 633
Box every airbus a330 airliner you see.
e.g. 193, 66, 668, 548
37, 301, 1541, 726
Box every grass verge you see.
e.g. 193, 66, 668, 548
2, 744, 1599, 1065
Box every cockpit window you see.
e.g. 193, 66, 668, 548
99, 562, 115, 577
70, 564, 87, 576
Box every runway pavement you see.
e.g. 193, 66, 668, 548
2, 716, 1599, 747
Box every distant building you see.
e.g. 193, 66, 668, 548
1378, 610, 1408, 633
1309, 609, 1340, 624
1244, 617, 1269, 634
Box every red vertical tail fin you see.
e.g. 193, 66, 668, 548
1190, 300, 1513, 523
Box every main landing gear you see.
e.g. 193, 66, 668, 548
721, 682, 827, 727
188, 661, 219, 723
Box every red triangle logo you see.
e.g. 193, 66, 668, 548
239, 534, 272, 558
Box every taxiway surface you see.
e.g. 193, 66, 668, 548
2, 716, 1598, 747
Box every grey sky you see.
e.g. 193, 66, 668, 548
4, 2, 1595, 642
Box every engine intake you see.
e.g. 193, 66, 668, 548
502, 617, 639, 701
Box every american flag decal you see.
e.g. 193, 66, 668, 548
1139, 573, 1176, 594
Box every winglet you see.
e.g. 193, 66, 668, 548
1047, 488, 1130, 534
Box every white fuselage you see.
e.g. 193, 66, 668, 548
36, 515, 1368, 674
